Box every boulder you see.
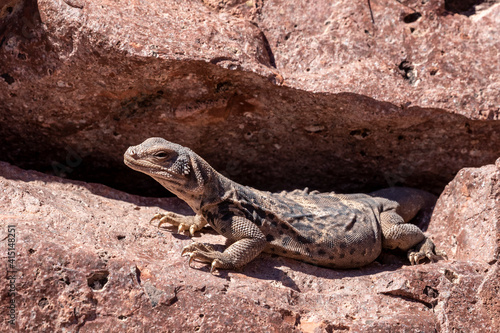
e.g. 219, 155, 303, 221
0, 0, 499, 197
1, 1, 499, 329
428, 157, 500, 264
0, 160, 498, 332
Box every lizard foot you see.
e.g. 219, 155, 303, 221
151, 212, 205, 236
181, 242, 226, 273
408, 237, 447, 265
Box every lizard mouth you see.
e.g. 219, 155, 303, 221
124, 151, 188, 180
124, 153, 169, 175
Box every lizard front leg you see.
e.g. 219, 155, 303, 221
181, 215, 267, 272
151, 212, 207, 236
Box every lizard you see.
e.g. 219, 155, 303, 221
124, 137, 446, 272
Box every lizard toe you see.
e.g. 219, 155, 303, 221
408, 251, 424, 265
182, 242, 218, 261
186, 251, 213, 267
180, 243, 235, 271
187, 253, 196, 267
426, 251, 438, 262
181, 242, 196, 256
436, 249, 448, 259
153, 212, 178, 228
153, 212, 203, 234
210, 259, 223, 274
150, 213, 163, 225
157, 216, 170, 228
189, 225, 197, 236
178, 223, 189, 233
408, 237, 446, 265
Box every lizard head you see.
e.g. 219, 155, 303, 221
124, 137, 207, 201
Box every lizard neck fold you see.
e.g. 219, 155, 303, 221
153, 152, 234, 214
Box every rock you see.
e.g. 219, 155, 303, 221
0, 0, 499, 197
256, 0, 500, 119
1, 1, 499, 329
1, 161, 499, 332
428, 157, 500, 264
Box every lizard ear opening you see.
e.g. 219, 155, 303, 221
182, 161, 191, 175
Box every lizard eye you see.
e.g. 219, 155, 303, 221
154, 152, 168, 158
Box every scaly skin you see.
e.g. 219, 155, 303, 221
124, 137, 446, 272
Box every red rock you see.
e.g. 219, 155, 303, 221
428, 157, 500, 264
0, 0, 499, 329
1, 161, 499, 331
256, 0, 500, 119
0, 0, 499, 197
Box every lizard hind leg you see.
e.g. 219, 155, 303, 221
151, 212, 207, 236
380, 211, 446, 265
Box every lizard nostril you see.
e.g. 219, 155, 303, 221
125, 147, 137, 158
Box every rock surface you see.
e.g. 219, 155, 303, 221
1, 160, 499, 332
0, 0, 499, 197
428, 157, 500, 265
1, 1, 499, 330
256, 0, 500, 118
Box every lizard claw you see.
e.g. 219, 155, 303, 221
181, 243, 195, 257
151, 213, 178, 229
181, 242, 224, 273
150, 213, 165, 226
408, 252, 422, 265
152, 212, 205, 236
181, 242, 215, 259
408, 238, 447, 265
189, 225, 197, 236
210, 259, 222, 274
178, 223, 188, 233
176, 223, 196, 236
429, 249, 447, 262
178, 223, 197, 236
181, 250, 203, 268
187, 253, 196, 267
